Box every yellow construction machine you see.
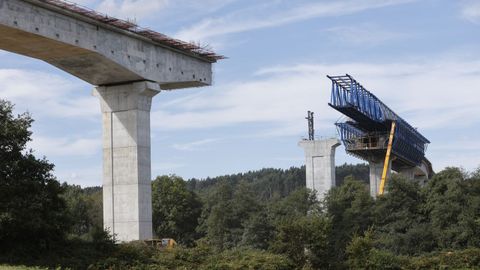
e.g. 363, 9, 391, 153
144, 238, 177, 250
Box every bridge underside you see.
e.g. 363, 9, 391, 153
0, 24, 144, 85
0, 0, 222, 241
0, 0, 216, 89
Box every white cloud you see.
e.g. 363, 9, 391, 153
152, 70, 336, 136
55, 166, 102, 187
175, 0, 416, 41
96, 0, 168, 21
151, 57, 480, 172
460, 0, 480, 23
29, 136, 101, 157
325, 24, 406, 46
151, 57, 480, 142
172, 138, 220, 151
0, 69, 98, 119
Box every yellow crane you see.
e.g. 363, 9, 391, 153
378, 121, 396, 196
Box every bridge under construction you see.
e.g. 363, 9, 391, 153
299, 75, 433, 199
328, 74, 433, 196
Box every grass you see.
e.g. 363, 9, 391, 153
0, 266, 49, 270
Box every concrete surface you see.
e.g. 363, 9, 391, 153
93, 81, 160, 242
0, 0, 212, 89
0, 0, 216, 241
298, 138, 341, 202
369, 161, 392, 197
398, 161, 429, 186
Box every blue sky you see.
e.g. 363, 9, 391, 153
1, 0, 480, 187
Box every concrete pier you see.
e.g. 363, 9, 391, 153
369, 161, 391, 197
398, 159, 431, 186
0, 0, 220, 241
299, 138, 340, 201
93, 81, 160, 242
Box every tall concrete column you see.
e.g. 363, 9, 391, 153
369, 160, 391, 197
298, 138, 340, 201
93, 81, 160, 242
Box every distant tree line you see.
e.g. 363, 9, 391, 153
1, 99, 480, 269
185, 162, 369, 199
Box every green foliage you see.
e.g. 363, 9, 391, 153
335, 163, 369, 186
324, 178, 374, 264
89, 241, 154, 270
375, 175, 434, 255
346, 229, 408, 270
187, 167, 306, 201
347, 237, 480, 270
424, 167, 480, 250
407, 248, 480, 270
200, 249, 293, 270
1, 99, 479, 269
62, 184, 102, 239
346, 229, 375, 269
197, 179, 269, 251
269, 188, 319, 220
267, 188, 330, 268
187, 164, 369, 202
271, 214, 331, 269
0, 100, 69, 257
241, 210, 274, 250
0, 266, 50, 270
152, 175, 202, 245
202, 179, 235, 251
92, 242, 293, 270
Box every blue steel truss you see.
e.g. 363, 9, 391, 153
328, 74, 429, 166
336, 122, 366, 143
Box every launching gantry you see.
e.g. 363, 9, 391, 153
328, 74, 433, 197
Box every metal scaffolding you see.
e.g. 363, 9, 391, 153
328, 74, 430, 167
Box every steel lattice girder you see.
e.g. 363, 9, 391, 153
328, 74, 429, 166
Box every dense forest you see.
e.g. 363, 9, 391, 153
1, 99, 480, 269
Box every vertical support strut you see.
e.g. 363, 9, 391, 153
306, 111, 314, 140
93, 81, 160, 242
379, 121, 396, 195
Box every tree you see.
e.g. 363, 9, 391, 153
151, 175, 202, 246
271, 214, 331, 269
62, 184, 102, 239
241, 210, 274, 250
424, 167, 480, 249
203, 179, 235, 251
346, 229, 407, 270
229, 181, 262, 245
269, 187, 319, 221
335, 163, 369, 186
268, 188, 331, 268
375, 175, 434, 255
324, 178, 374, 264
0, 100, 69, 254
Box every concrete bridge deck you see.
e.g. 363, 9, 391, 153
0, 0, 220, 88
0, 0, 222, 241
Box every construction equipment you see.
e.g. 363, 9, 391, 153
379, 122, 396, 195
327, 74, 433, 196
144, 238, 177, 250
